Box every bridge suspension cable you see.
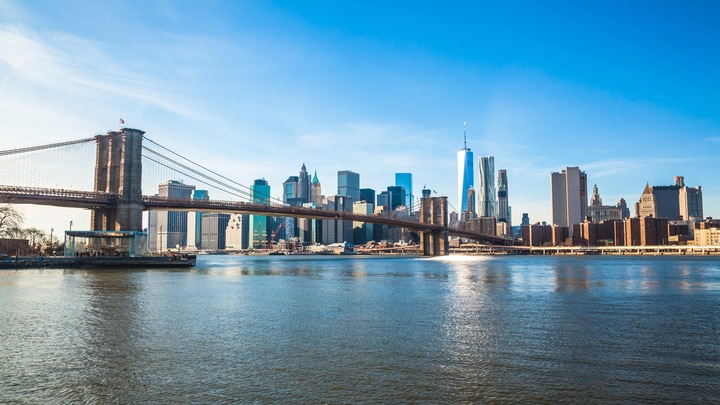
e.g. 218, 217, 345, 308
0, 137, 96, 191
141, 135, 283, 205
141, 153, 252, 201
0, 137, 96, 157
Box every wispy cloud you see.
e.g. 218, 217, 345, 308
0, 26, 207, 120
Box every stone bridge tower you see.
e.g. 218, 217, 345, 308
420, 196, 449, 256
90, 128, 144, 231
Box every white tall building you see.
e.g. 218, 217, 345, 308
550, 167, 588, 236
225, 214, 245, 249
457, 123, 474, 216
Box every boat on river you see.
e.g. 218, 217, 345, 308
0, 253, 196, 269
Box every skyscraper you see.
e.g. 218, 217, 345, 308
457, 123, 474, 216
250, 179, 271, 249
638, 183, 680, 220
550, 167, 588, 235
338, 170, 360, 201
394, 173, 413, 214
478, 156, 496, 218
311, 171, 322, 206
638, 176, 703, 221
191, 189, 209, 249
150, 180, 195, 251
360, 188, 375, 206
297, 163, 311, 203
386, 186, 406, 211
677, 176, 703, 221
497, 169, 511, 228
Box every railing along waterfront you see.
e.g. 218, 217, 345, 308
529, 245, 720, 255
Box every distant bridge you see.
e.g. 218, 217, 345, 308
0, 128, 510, 255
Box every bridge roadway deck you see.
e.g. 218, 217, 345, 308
0, 186, 116, 209
0, 186, 508, 244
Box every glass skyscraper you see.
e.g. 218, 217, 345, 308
394, 173, 413, 214
478, 156, 497, 218
250, 179, 271, 249
338, 170, 360, 201
457, 126, 474, 215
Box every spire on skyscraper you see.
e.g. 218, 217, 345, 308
463, 121, 467, 150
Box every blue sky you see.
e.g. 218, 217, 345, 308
1, 0, 719, 233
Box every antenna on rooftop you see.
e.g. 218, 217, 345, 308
463, 122, 467, 149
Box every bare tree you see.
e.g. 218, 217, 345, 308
24, 228, 46, 251
4, 226, 26, 239
0, 205, 23, 237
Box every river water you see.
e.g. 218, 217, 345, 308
1, 254, 719, 403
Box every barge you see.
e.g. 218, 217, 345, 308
0, 253, 196, 269
0, 230, 196, 269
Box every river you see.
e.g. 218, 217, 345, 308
1, 254, 719, 403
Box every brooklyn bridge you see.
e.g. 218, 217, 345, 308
0, 127, 511, 256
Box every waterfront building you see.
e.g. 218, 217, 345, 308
225, 214, 248, 250
395, 173, 413, 214
353, 201, 374, 244
149, 180, 196, 251
462, 187, 477, 222
522, 223, 553, 247
299, 202, 318, 246
338, 170, 360, 202
637, 176, 703, 222
575, 219, 627, 247
694, 228, 720, 245
550, 167, 588, 236
201, 213, 231, 250
676, 176, 703, 221
624, 216, 669, 246
479, 217, 496, 236
250, 179, 271, 249
638, 183, 681, 220
478, 156, 497, 218
187, 190, 209, 250
457, 124, 474, 217
694, 220, 720, 245
552, 224, 569, 246
497, 169, 511, 230
322, 195, 354, 244
587, 185, 625, 224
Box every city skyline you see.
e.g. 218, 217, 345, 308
1, 1, 719, 234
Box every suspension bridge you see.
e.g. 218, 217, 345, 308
0, 127, 510, 255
